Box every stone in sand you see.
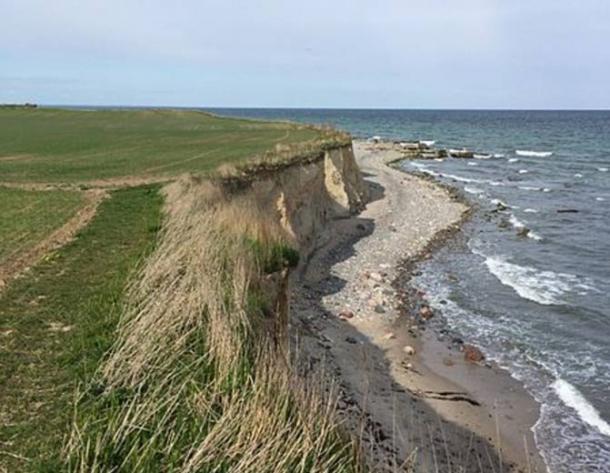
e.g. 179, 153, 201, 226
403, 345, 416, 356
463, 344, 485, 363
339, 310, 354, 320
420, 305, 434, 320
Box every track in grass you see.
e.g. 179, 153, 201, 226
0, 108, 322, 183
0, 185, 163, 471
0, 186, 84, 268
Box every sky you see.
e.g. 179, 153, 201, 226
1, 0, 609, 109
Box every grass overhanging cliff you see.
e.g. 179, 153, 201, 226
64, 137, 368, 471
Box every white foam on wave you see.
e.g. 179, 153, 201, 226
508, 158, 520, 163
552, 379, 610, 437
507, 214, 542, 240
409, 162, 440, 177
467, 162, 478, 166
493, 153, 505, 158
489, 181, 504, 187
519, 186, 541, 191
509, 214, 526, 229
410, 162, 428, 170
474, 153, 492, 159
420, 140, 435, 147
516, 150, 554, 157
598, 167, 608, 172
524, 208, 538, 213
441, 173, 481, 183
464, 186, 484, 195
490, 198, 508, 207
596, 197, 606, 202
519, 169, 529, 174
481, 254, 593, 305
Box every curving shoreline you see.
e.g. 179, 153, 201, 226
293, 140, 547, 472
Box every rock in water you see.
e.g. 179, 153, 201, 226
516, 227, 530, 238
463, 344, 485, 363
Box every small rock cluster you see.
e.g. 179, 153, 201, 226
364, 138, 480, 161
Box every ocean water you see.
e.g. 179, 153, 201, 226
208, 109, 610, 472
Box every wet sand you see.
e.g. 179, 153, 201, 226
292, 141, 547, 472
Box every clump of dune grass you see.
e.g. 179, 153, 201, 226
64, 176, 363, 472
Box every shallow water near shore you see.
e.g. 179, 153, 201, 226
208, 109, 610, 473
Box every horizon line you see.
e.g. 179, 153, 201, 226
39, 104, 610, 112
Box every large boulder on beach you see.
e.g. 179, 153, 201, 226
463, 344, 485, 363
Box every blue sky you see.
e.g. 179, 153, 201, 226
1, 0, 609, 109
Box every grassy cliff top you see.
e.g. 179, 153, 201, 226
0, 108, 331, 184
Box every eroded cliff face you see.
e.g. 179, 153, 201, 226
249, 143, 368, 252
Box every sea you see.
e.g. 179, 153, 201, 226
209, 109, 610, 473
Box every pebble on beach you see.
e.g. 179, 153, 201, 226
403, 345, 416, 356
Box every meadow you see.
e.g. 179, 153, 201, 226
0, 108, 321, 183
0, 186, 83, 268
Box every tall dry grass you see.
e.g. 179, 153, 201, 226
64, 176, 363, 472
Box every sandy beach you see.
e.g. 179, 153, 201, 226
293, 141, 547, 472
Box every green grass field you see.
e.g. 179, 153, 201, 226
0, 108, 321, 183
0, 186, 162, 470
0, 187, 84, 267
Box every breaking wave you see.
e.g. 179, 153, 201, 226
464, 186, 484, 195
516, 150, 554, 157
441, 173, 482, 183
552, 379, 610, 437
480, 254, 593, 305
509, 214, 526, 229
